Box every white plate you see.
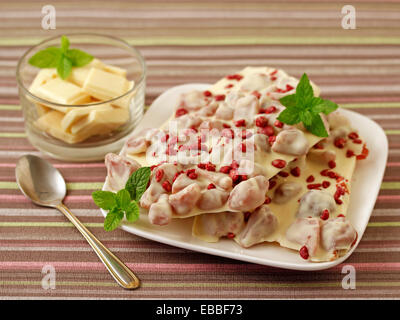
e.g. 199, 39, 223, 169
101, 83, 388, 271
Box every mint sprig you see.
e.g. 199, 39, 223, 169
277, 73, 338, 137
92, 167, 151, 231
28, 35, 93, 80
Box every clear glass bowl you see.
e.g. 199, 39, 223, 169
16, 33, 146, 162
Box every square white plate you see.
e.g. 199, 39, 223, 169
101, 84, 388, 271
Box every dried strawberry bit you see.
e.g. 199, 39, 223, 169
328, 160, 336, 169
290, 167, 301, 177
222, 128, 235, 139
197, 163, 206, 169
166, 147, 177, 156
172, 171, 182, 182
222, 123, 231, 128
278, 171, 289, 178
203, 90, 212, 97
229, 169, 241, 184
306, 175, 315, 183
225, 84, 234, 89
264, 196, 271, 204
186, 169, 198, 180
241, 130, 252, 139
334, 186, 345, 205
271, 159, 286, 169
244, 212, 252, 222
265, 106, 277, 114
162, 180, 172, 192
320, 169, 330, 177
356, 145, 369, 160
205, 163, 216, 172
155, 169, 164, 182
215, 94, 226, 101
226, 74, 243, 81
270, 76, 277, 81
274, 120, 284, 128
307, 183, 322, 190
268, 135, 276, 145
207, 183, 216, 190
258, 108, 266, 114
348, 132, 359, 140
234, 119, 246, 127
322, 181, 331, 188
240, 143, 247, 152
175, 108, 188, 118
255, 116, 268, 128
227, 232, 236, 239
160, 133, 170, 143
337, 214, 345, 217
286, 84, 294, 91
351, 231, 358, 247
219, 165, 231, 174
313, 142, 324, 150
251, 91, 261, 99
334, 137, 346, 149
259, 125, 275, 136
270, 70, 278, 76
299, 246, 309, 260
320, 209, 329, 220
240, 174, 248, 181
268, 180, 277, 190
231, 160, 239, 169
353, 138, 362, 144
328, 171, 339, 179
346, 150, 355, 158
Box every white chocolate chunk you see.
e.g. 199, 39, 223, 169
82, 68, 129, 101
34, 78, 91, 106
29, 68, 58, 94
60, 104, 113, 132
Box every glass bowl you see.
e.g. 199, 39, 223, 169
16, 33, 146, 162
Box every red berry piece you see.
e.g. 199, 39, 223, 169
162, 180, 172, 192
155, 169, 164, 182
175, 108, 188, 117
320, 209, 329, 220
271, 159, 286, 169
290, 167, 301, 177
299, 246, 309, 260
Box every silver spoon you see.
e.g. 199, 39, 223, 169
15, 154, 140, 290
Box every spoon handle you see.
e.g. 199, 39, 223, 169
56, 203, 140, 290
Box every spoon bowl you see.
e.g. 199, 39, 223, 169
16, 154, 66, 207
15, 154, 140, 290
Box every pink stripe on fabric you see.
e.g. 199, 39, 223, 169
0, 163, 105, 168
1, 261, 400, 273
378, 195, 400, 201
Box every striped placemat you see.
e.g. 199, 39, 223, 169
0, 0, 399, 299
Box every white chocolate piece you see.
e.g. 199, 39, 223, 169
61, 104, 113, 132
29, 68, 58, 94
82, 68, 130, 101
104, 153, 141, 192
34, 78, 91, 106
70, 105, 129, 135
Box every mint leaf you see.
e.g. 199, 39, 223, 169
28, 35, 93, 80
279, 94, 297, 108
278, 73, 337, 138
57, 55, 72, 79
116, 189, 131, 211
67, 49, 93, 67
60, 35, 70, 53
125, 167, 151, 202
304, 114, 329, 138
295, 73, 314, 108
28, 47, 62, 68
92, 191, 116, 210
104, 207, 124, 231
311, 97, 338, 115
125, 201, 140, 222
277, 107, 301, 125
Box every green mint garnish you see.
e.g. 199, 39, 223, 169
277, 73, 338, 137
28, 35, 93, 80
92, 167, 151, 231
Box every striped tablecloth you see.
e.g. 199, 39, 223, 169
0, 0, 399, 299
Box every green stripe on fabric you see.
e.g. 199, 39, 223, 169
1, 280, 400, 288
0, 105, 21, 111
0, 132, 26, 138
1, 36, 400, 46
340, 103, 400, 109
380, 182, 400, 190
0, 222, 103, 228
